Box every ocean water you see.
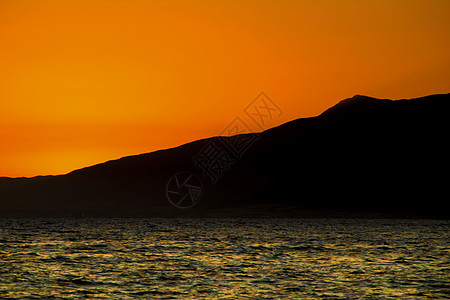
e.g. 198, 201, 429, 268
0, 218, 448, 299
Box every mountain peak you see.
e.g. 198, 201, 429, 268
351, 94, 372, 99
320, 94, 391, 118
1, 93, 449, 218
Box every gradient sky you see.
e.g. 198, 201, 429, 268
1, 0, 449, 177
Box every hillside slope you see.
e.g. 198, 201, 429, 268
1, 93, 449, 218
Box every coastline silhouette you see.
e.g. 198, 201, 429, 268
1, 93, 449, 218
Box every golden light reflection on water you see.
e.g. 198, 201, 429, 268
0, 218, 448, 298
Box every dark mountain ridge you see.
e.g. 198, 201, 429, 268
1, 93, 449, 218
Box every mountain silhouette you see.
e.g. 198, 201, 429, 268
1, 93, 449, 218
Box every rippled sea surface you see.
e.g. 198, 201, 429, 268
0, 218, 448, 299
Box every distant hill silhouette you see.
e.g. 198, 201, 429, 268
1, 93, 449, 218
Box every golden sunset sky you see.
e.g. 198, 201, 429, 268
1, 0, 449, 177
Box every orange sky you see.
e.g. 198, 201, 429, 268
1, 0, 449, 177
